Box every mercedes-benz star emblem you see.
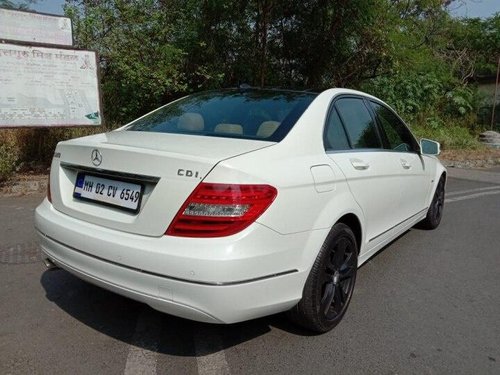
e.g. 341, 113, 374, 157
91, 149, 102, 166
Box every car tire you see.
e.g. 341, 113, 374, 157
418, 175, 445, 230
288, 223, 358, 333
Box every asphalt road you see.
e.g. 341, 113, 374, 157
1, 169, 499, 375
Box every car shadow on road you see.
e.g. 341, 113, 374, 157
359, 229, 412, 268
39, 230, 421, 356
40, 269, 317, 357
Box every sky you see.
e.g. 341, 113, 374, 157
12, 0, 500, 18
448, 0, 500, 18
29, 0, 64, 15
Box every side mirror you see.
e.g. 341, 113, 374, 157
420, 139, 440, 156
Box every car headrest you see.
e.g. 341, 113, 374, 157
257, 121, 280, 138
178, 113, 204, 132
214, 123, 243, 135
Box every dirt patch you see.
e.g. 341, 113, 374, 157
440, 149, 500, 169
0, 173, 48, 196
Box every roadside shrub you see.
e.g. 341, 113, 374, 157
411, 123, 482, 150
14, 127, 103, 165
362, 72, 485, 150
0, 127, 104, 182
0, 137, 19, 182
361, 73, 443, 119
444, 86, 475, 117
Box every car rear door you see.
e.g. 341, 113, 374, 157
325, 96, 403, 248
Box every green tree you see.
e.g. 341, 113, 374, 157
63, 0, 496, 134
66, 0, 187, 125
0, 0, 35, 9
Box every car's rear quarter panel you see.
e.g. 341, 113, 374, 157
207, 143, 366, 275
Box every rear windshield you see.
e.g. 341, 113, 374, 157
126, 89, 317, 142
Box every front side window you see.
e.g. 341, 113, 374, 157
126, 90, 317, 142
370, 102, 416, 152
335, 98, 381, 149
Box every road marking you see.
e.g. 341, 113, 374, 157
446, 185, 500, 197
445, 189, 500, 203
124, 308, 162, 375
194, 326, 231, 375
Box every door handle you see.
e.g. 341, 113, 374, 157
350, 158, 369, 170
400, 159, 411, 169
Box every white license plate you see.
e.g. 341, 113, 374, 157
73, 173, 143, 212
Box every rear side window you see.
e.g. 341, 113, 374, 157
126, 90, 317, 142
370, 101, 417, 152
335, 98, 381, 149
324, 108, 350, 151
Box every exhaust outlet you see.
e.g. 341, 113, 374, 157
43, 257, 59, 270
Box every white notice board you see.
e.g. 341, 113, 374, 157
0, 8, 73, 46
0, 43, 102, 127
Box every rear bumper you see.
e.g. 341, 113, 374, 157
35, 199, 326, 323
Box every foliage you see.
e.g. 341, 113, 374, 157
65, 0, 188, 125
0, 136, 18, 182
1, 1, 499, 181
444, 86, 477, 117
362, 73, 443, 117
447, 14, 500, 77
357, 3, 498, 145
411, 123, 482, 150
62, 0, 497, 131
0, 0, 35, 9
0, 127, 102, 182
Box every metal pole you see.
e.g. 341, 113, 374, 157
491, 56, 500, 130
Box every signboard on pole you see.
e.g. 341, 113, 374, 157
0, 7, 73, 46
0, 43, 102, 127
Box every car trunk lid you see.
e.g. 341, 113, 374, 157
50, 131, 273, 237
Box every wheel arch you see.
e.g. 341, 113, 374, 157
335, 213, 362, 253
441, 170, 447, 184
429, 163, 447, 206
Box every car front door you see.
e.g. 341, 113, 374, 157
325, 96, 403, 250
368, 101, 431, 223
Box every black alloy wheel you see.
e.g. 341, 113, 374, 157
419, 175, 445, 230
288, 223, 358, 333
320, 236, 357, 320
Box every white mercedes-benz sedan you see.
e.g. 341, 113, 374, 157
35, 88, 446, 332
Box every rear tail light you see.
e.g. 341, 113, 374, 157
166, 183, 277, 237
